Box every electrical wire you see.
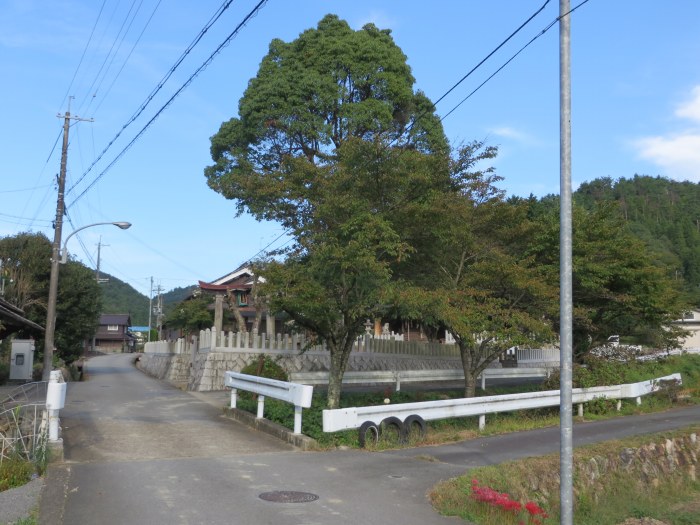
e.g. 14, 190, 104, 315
58, 0, 108, 111
67, 0, 240, 196
440, 0, 592, 123
66, 0, 269, 209
93, 0, 164, 115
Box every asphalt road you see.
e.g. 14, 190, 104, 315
35, 353, 700, 525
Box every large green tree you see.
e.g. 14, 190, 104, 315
393, 148, 556, 397
205, 15, 448, 408
0, 232, 102, 365
525, 199, 688, 356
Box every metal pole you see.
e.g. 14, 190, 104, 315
559, 1, 573, 524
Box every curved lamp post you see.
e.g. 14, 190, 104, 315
43, 221, 131, 380
61, 221, 131, 263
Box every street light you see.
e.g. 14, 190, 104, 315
61, 222, 131, 263
43, 221, 132, 380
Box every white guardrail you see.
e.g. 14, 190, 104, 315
290, 367, 551, 391
322, 373, 682, 447
224, 371, 313, 434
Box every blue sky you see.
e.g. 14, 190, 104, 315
2, 0, 699, 297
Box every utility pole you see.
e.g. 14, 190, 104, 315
43, 100, 92, 381
148, 277, 153, 342
154, 284, 164, 340
95, 238, 109, 283
559, 1, 574, 524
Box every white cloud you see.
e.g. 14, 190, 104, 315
675, 86, 700, 122
487, 126, 540, 146
635, 134, 700, 181
634, 85, 700, 181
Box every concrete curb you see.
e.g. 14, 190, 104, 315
222, 406, 318, 451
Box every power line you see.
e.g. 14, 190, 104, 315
66, 0, 240, 197
440, 0, 592, 122
93, 0, 164, 115
66, 0, 269, 209
58, 0, 108, 111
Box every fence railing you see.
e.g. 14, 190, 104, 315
224, 372, 313, 434
290, 367, 552, 391
322, 373, 682, 446
145, 327, 560, 364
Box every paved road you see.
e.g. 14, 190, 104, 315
36, 353, 700, 525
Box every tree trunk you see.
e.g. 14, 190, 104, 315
459, 342, 478, 398
226, 291, 247, 333
326, 336, 355, 409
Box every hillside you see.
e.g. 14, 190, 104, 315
99, 274, 197, 326
575, 175, 700, 305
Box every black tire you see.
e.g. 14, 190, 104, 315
358, 421, 380, 448
401, 414, 426, 444
380, 417, 404, 444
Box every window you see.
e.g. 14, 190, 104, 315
237, 293, 248, 306
107, 325, 119, 331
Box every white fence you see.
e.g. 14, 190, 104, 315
322, 373, 682, 445
145, 327, 560, 364
290, 367, 552, 391
224, 371, 313, 434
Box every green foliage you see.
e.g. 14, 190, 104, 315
206, 15, 449, 409
0, 232, 102, 364
576, 175, 700, 305
240, 355, 288, 382
525, 198, 688, 357
0, 458, 34, 491
54, 261, 101, 363
164, 295, 213, 335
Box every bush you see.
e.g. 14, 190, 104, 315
0, 458, 34, 491
240, 355, 288, 381
0, 362, 9, 384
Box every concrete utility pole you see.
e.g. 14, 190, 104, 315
148, 276, 153, 342
559, 1, 574, 524
95, 238, 109, 283
43, 102, 92, 381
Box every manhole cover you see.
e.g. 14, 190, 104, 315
259, 491, 319, 503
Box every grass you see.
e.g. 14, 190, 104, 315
235, 354, 700, 450
430, 426, 700, 525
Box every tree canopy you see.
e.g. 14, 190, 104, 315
0, 232, 102, 365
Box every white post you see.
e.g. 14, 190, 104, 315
481, 373, 486, 390
478, 414, 486, 430
257, 395, 265, 418
48, 370, 63, 442
230, 389, 238, 409
577, 403, 583, 417
616, 400, 622, 411
294, 405, 302, 434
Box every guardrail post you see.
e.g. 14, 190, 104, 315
257, 395, 265, 418
294, 405, 303, 434
635, 396, 641, 406
481, 373, 486, 390
577, 403, 583, 417
478, 414, 486, 430
616, 400, 621, 411
395, 371, 401, 392
230, 389, 238, 408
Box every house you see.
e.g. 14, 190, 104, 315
198, 266, 277, 336
673, 310, 700, 350
0, 296, 43, 339
94, 314, 135, 353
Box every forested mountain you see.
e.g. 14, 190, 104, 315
99, 275, 197, 326
574, 175, 700, 305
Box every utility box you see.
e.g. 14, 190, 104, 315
10, 339, 35, 381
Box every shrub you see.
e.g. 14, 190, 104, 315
0, 458, 34, 491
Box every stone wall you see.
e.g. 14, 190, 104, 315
187, 349, 465, 391
139, 348, 466, 392
137, 353, 192, 388
516, 432, 699, 502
